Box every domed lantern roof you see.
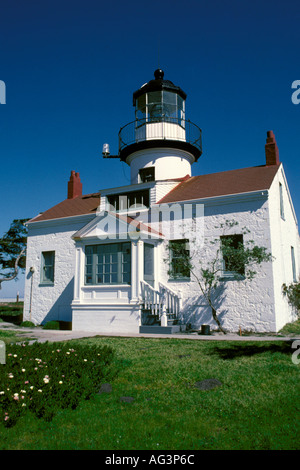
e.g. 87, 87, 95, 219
133, 69, 187, 106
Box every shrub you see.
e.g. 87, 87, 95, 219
0, 304, 23, 325
282, 280, 300, 315
20, 321, 35, 328
0, 341, 114, 427
42, 321, 60, 330
0, 304, 23, 316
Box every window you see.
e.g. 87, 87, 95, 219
135, 91, 185, 126
279, 183, 285, 219
144, 243, 154, 287
291, 246, 297, 282
221, 234, 245, 276
169, 239, 190, 279
41, 251, 55, 284
85, 243, 131, 285
107, 190, 149, 211
139, 167, 155, 183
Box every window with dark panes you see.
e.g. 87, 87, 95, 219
221, 234, 245, 276
107, 190, 149, 211
169, 239, 190, 279
41, 251, 55, 284
139, 167, 155, 183
85, 243, 131, 285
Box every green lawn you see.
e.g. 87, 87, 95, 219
0, 330, 23, 344
0, 335, 299, 450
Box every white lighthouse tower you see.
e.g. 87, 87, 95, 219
104, 69, 202, 185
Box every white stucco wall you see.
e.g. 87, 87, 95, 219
71, 304, 140, 333
23, 215, 94, 325
127, 148, 193, 184
157, 192, 277, 333
268, 165, 299, 330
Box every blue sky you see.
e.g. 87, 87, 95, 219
0, 0, 299, 298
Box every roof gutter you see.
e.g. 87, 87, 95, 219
157, 189, 269, 208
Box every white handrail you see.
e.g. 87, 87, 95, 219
158, 282, 182, 317
140, 281, 163, 318
140, 280, 182, 320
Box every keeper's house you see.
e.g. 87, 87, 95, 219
23, 70, 299, 334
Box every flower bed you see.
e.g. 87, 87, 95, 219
0, 341, 114, 427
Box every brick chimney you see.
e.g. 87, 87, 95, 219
67, 171, 82, 199
265, 130, 280, 166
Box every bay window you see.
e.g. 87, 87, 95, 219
85, 243, 131, 285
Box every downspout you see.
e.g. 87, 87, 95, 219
29, 267, 35, 322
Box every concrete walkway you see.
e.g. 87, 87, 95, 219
0, 321, 299, 343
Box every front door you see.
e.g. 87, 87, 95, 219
144, 243, 154, 287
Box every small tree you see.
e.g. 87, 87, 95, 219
167, 220, 273, 333
282, 279, 300, 316
0, 219, 28, 290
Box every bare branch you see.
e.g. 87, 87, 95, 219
0, 248, 26, 290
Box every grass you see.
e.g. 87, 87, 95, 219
0, 330, 23, 344
0, 335, 299, 450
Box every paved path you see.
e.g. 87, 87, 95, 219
0, 322, 299, 343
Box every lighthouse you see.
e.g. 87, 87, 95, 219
104, 69, 202, 185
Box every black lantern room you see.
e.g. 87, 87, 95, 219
133, 69, 187, 125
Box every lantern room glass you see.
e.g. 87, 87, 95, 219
135, 91, 185, 126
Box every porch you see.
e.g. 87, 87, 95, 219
71, 225, 185, 333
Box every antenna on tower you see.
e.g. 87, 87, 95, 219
157, 38, 160, 69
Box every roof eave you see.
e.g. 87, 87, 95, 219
157, 189, 270, 206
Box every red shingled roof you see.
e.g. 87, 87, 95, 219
29, 193, 100, 223
28, 165, 280, 223
158, 165, 280, 204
